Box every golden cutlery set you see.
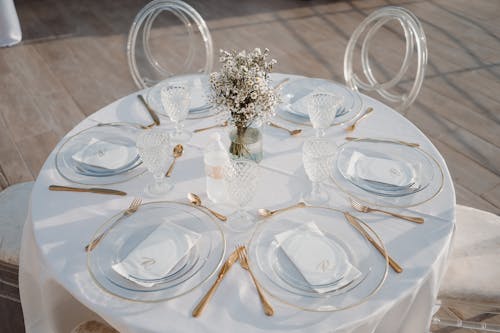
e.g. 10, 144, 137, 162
193, 245, 274, 317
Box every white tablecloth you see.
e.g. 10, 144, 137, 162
19, 74, 455, 333
0, 0, 22, 47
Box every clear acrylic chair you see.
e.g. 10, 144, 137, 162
431, 205, 500, 332
344, 6, 427, 112
127, 0, 213, 89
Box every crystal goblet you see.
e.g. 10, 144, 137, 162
161, 83, 191, 143
223, 159, 259, 232
308, 93, 343, 137
136, 129, 173, 196
302, 137, 336, 205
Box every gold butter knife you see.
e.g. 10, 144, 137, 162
192, 249, 239, 317
345, 137, 420, 148
49, 185, 127, 196
344, 212, 403, 273
138, 94, 160, 126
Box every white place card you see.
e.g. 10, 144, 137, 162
275, 222, 361, 293
72, 138, 137, 170
112, 220, 201, 287
347, 151, 415, 187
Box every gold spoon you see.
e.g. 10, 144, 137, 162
165, 144, 183, 177
346, 107, 373, 131
258, 202, 307, 217
267, 122, 302, 136
188, 193, 227, 222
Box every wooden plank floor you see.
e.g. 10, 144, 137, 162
0, 0, 499, 218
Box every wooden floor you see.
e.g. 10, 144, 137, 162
0, 0, 499, 218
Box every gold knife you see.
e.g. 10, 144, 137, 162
138, 94, 160, 126
344, 212, 403, 273
345, 137, 420, 148
49, 185, 127, 196
192, 248, 240, 317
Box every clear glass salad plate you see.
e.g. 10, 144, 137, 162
55, 124, 146, 185
277, 78, 363, 126
248, 206, 388, 312
146, 74, 220, 119
332, 138, 444, 208
87, 201, 225, 302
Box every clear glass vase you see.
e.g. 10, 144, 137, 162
228, 126, 263, 162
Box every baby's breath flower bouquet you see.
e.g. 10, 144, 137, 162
209, 48, 280, 161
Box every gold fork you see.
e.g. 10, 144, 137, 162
350, 198, 424, 224
237, 245, 274, 316
85, 198, 142, 252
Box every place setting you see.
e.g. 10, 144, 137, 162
146, 73, 220, 122
276, 77, 364, 128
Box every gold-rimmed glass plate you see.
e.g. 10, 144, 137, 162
55, 124, 147, 185
248, 206, 388, 312
331, 138, 444, 208
87, 201, 225, 302
276, 78, 363, 127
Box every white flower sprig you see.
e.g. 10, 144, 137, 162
209, 48, 280, 128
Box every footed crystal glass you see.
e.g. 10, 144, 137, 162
161, 83, 191, 142
302, 137, 336, 205
308, 93, 343, 137
223, 159, 259, 232
136, 129, 173, 196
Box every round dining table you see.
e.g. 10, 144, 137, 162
19, 73, 456, 333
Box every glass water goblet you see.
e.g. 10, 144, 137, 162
161, 83, 191, 143
136, 129, 173, 196
223, 159, 259, 232
302, 137, 336, 205
308, 93, 344, 137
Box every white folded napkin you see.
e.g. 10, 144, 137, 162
112, 220, 201, 287
346, 151, 415, 187
275, 222, 361, 293
72, 138, 137, 170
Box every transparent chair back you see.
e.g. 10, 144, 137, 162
344, 6, 427, 112
127, 0, 213, 89
432, 299, 500, 332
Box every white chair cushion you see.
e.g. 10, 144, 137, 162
0, 182, 34, 266
439, 205, 500, 303
71, 320, 119, 333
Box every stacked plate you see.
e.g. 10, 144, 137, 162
248, 207, 388, 311
55, 124, 146, 185
277, 78, 363, 126
87, 201, 225, 302
332, 139, 444, 208
146, 74, 219, 120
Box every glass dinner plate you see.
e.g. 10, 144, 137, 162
87, 201, 225, 302
277, 78, 363, 126
55, 124, 147, 185
146, 74, 221, 120
248, 206, 388, 312
331, 138, 444, 208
